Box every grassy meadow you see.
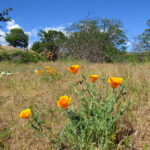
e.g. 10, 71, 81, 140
0, 60, 150, 149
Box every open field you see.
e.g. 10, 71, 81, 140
0, 61, 150, 149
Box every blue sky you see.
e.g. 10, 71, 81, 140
0, 0, 150, 51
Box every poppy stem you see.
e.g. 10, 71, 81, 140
28, 119, 40, 131
116, 86, 125, 102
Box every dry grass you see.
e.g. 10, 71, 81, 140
0, 46, 34, 53
0, 61, 150, 149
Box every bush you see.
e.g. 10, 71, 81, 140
0, 50, 47, 63
18, 51, 47, 63
0, 51, 11, 61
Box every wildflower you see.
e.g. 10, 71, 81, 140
34, 72, 39, 76
19, 109, 31, 119
47, 69, 51, 74
57, 96, 71, 109
108, 77, 123, 88
68, 65, 80, 75
40, 70, 44, 74
45, 66, 50, 70
89, 75, 98, 83
51, 68, 56, 72
57, 72, 61, 76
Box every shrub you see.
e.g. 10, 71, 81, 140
0, 51, 11, 61
18, 52, 47, 63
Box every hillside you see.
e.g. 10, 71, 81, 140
0, 46, 47, 63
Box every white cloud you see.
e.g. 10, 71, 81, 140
0, 29, 5, 36
127, 42, 131, 46
25, 29, 38, 38
6, 19, 21, 30
44, 26, 67, 35
0, 29, 7, 45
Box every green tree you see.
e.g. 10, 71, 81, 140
0, 8, 12, 39
5, 28, 29, 49
0, 8, 12, 24
32, 30, 66, 54
133, 19, 150, 52
38, 29, 66, 51
31, 41, 44, 53
65, 17, 127, 62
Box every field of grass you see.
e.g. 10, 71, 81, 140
0, 60, 150, 149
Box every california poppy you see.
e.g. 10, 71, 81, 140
68, 65, 80, 75
47, 70, 51, 74
89, 75, 98, 83
19, 109, 31, 119
45, 66, 50, 70
57, 96, 71, 109
108, 77, 123, 88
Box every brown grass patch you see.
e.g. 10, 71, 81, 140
0, 61, 150, 149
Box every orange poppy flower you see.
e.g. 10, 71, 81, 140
57, 96, 71, 109
89, 75, 98, 83
108, 77, 123, 88
19, 109, 31, 119
40, 70, 44, 74
51, 68, 56, 72
45, 66, 50, 70
47, 70, 51, 74
68, 65, 80, 74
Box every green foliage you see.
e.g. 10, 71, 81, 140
0, 127, 12, 149
31, 41, 44, 53
0, 50, 47, 63
120, 53, 150, 63
0, 8, 12, 24
0, 51, 11, 61
59, 75, 131, 149
32, 30, 66, 54
5, 28, 29, 48
133, 19, 150, 52
15, 51, 47, 63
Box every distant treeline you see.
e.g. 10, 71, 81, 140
31, 17, 150, 62
1, 9, 150, 63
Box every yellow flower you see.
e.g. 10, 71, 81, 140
47, 69, 51, 74
34, 72, 39, 76
108, 77, 123, 88
19, 109, 31, 119
57, 96, 71, 109
45, 66, 50, 70
68, 65, 80, 75
89, 75, 98, 83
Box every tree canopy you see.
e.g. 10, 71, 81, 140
32, 29, 66, 53
5, 28, 29, 49
65, 17, 127, 62
0, 8, 12, 27
133, 19, 150, 52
